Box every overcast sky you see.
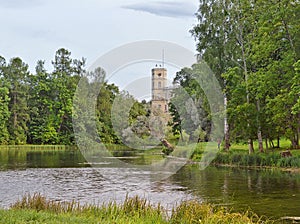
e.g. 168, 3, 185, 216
1, 0, 198, 99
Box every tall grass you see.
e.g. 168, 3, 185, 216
5, 193, 274, 224
170, 200, 271, 224
11, 193, 165, 223
11, 193, 82, 213
212, 151, 300, 168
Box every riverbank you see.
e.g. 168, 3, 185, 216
0, 194, 274, 224
211, 150, 300, 168
1, 143, 300, 171
190, 141, 300, 170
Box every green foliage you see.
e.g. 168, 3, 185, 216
96, 81, 120, 144
27, 49, 85, 145
191, 0, 300, 150
109, 90, 151, 147
169, 63, 214, 143
4, 58, 30, 144
0, 48, 150, 146
0, 86, 10, 144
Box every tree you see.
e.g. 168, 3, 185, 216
170, 64, 213, 143
248, 0, 300, 149
191, 0, 252, 151
222, 67, 258, 145
110, 90, 150, 147
27, 60, 58, 144
28, 48, 85, 145
0, 56, 10, 144
50, 48, 85, 144
73, 67, 106, 147
97, 81, 120, 144
4, 58, 30, 144
192, 0, 300, 151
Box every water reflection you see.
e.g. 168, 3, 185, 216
0, 147, 89, 170
171, 165, 300, 219
1, 148, 300, 219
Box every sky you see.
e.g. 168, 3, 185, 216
0, 0, 199, 99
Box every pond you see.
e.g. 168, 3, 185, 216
0, 147, 300, 220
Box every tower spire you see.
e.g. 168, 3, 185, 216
162, 49, 165, 68
163, 49, 165, 68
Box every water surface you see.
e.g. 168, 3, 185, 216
0, 147, 300, 220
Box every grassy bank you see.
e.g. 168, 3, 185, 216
190, 140, 300, 169
0, 145, 73, 150
211, 151, 300, 168
0, 194, 273, 224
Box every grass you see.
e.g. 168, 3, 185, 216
0, 145, 73, 151
212, 151, 300, 168
189, 139, 300, 169
0, 193, 274, 224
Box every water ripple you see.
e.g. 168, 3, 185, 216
0, 167, 193, 209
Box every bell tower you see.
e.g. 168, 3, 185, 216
151, 66, 168, 113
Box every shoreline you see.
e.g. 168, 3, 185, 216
187, 159, 300, 173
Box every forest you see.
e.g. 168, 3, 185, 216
0, 48, 149, 146
0, 0, 299, 154
188, 0, 300, 152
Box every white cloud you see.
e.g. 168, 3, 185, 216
122, 1, 197, 18
0, 0, 197, 72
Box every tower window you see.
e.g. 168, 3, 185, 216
158, 81, 161, 88
158, 73, 162, 77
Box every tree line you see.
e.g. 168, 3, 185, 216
171, 0, 299, 152
0, 49, 149, 145
1, 0, 299, 151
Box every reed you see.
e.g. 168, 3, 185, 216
170, 200, 274, 224
5, 193, 274, 224
210, 151, 300, 168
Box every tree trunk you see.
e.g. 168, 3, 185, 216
248, 138, 254, 154
277, 136, 280, 148
265, 138, 269, 151
258, 130, 264, 153
239, 24, 253, 155
225, 130, 230, 151
270, 139, 275, 148
291, 138, 297, 149
291, 134, 299, 149
224, 94, 230, 151
256, 99, 264, 152
297, 117, 300, 149
13, 91, 17, 128
180, 129, 183, 142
